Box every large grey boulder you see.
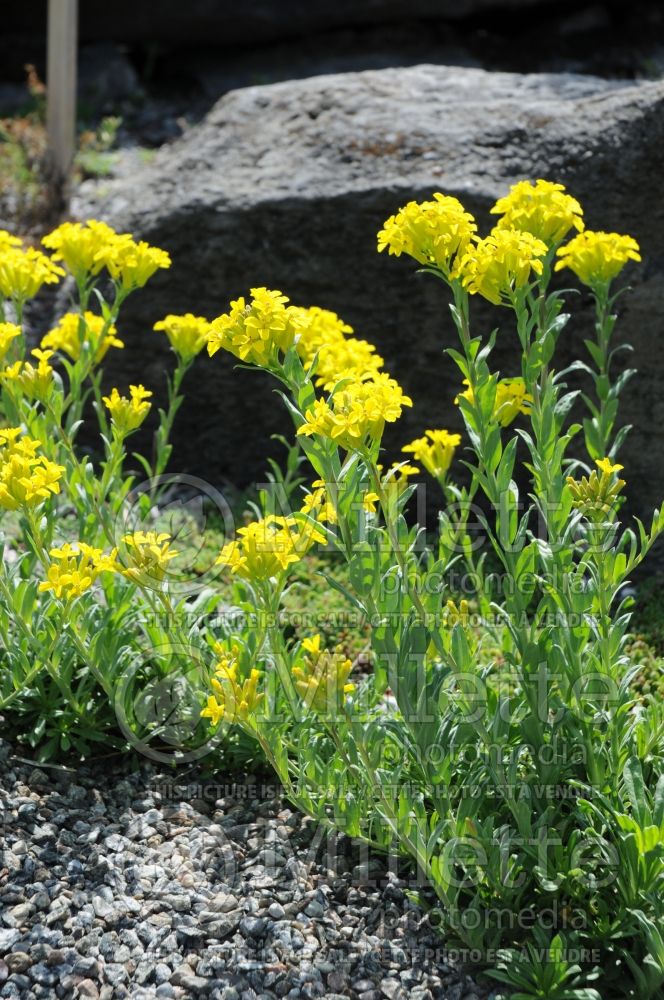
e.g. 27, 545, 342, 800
75, 65, 664, 526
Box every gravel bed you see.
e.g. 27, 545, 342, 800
0, 740, 490, 1000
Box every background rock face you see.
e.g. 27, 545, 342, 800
75, 65, 664, 524
4, 1, 558, 46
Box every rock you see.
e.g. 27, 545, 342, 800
239, 916, 268, 939
8, 903, 35, 926
0, 930, 20, 953
3, 1, 557, 47
77, 982, 101, 999
76, 65, 664, 526
4, 953, 31, 975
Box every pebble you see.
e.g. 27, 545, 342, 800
0, 738, 487, 999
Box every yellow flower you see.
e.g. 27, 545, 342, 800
38, 542, 114, 599
201, 644, 264, 726
595, 457, 624, 476
103, 384, 152, 434
0, 431, 63, 511
378, 194, 477, 275
118, 531, 178, 583
0, 247, 64, 304
362, 491, 380, 513
456, 377, 533, 428
555, 231, 641, 287
0, 349, 55, 402
95, 235, 171, 290
292, 634, 355, 713
491, 179, 584, 246
288, 305, 384, 388
42, 220, 118, 279
297, 373, 413, 450
207, 288, 294, 368
0, 230, 22, 252
154, 313, 211, 362
216, 515, 326, 581
289, 306, 353, 358
0, 427, 40, 458
566, 458, 625, 520
41, 311, 124, 363
0, 323, 21, 364
455, 229, 547, 305
302, 635, 322, 656
402, 429, 461, 480
301, 479, 338, 524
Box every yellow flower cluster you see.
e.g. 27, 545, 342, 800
154, 313, 212, 362
402, 429, 461, 480
0, 247, 64, 304
377, 194, 477, 275
207, 288, 294, 367
99, 237, 172, 291
117, 531, 179, 584
290, 306, 384, 389
42, 220, 171, 290
103, 384, 152, 434
455, 229, 548, 305
379, 184, 643, 302
1, 349, 55, 402
0, 230, 22, 252
42, 220, 118, 279
301, 479, 338, 524
292, 634, 355, 714
491, 179, 584, 246
217, 515, 326, 581
39, 543, 116, 599
297, 373, 413, 450
289, 305, 353, 356
0, 323, 21, 364
201, 644, 264, 726
41, 311, 124, 363
566, 458, 625, 520
0, 428, 63, 511
555, 231, 641, 287
456, 377, 533, 427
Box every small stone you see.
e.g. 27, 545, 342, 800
0, 929, 20, 952
77, 981, 100, 999
170, 965, 195, 987
178, 973, 210, 993
29, 963, 57, 986
92, 896, 116, 921
268, 903, 286, 920
239, 916, 267, 939
208, 893, 239, 913
5, 953, 31, 974
8, 902, 35, 926
73, 957, 100, 977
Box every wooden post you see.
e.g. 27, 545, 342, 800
46, 0, 78, 201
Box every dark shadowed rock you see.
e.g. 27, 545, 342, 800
74, 65, 664, 528
4, 1, 562, 47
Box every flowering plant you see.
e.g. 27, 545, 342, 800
0, 221, 226, 759
200, 180, 663, 999
1, 179, 662, 997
